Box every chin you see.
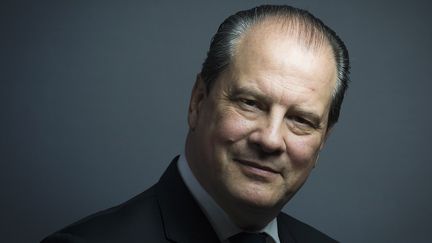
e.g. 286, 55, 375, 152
229, 183, 287, 210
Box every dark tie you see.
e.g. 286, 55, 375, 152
229, 232, 267, 243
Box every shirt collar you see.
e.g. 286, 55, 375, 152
177, 154, 280, 243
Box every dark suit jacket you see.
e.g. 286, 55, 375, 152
41, 157, 337, 243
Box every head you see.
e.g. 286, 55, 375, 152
201, 5, 349, 129
185, 5, 350, 229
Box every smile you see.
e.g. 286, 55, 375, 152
234, 159, 280, 181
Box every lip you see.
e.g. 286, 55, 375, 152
234, 158, 280, 180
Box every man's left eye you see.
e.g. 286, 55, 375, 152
240, 98, 257, 107
291, 116, 313, 127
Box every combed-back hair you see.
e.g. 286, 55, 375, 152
200, 5, 350, 128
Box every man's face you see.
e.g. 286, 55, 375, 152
187, 24, 337, 212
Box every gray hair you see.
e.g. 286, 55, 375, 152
200, 5, 350, 128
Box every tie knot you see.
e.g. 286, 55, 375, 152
229, 232, 267, 243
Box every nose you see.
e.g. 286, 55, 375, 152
248, 115, 286, 155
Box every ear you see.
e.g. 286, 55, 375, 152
188, 74, 207, 130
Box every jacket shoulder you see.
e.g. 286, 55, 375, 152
41, 185, 168, 243
278, 212, 338, 243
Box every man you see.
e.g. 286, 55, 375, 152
42, 5, 349, 243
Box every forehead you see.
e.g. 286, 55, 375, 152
234, 20, 335, 79
232, 22, 336, 88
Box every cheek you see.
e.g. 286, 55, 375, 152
215, 110, 252, 143
286, 136, 321, 167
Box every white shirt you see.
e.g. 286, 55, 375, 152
177, 154, 280, 243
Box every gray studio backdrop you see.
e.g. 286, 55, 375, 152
1, 0, 431, 242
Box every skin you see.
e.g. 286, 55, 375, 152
185, 21, 337, 230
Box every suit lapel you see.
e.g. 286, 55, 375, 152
277, 214, 297, 243
156, 157, 220, 243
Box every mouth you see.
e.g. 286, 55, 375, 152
234, 158, 280, 181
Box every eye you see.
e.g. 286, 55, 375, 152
290, 116, 314, 128
240, 98, 257, 107
293, 116, 307, 124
